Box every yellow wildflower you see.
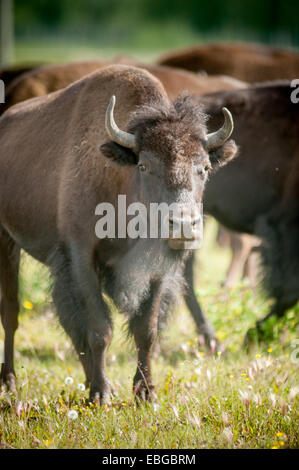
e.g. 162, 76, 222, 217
23, 301, 33, 310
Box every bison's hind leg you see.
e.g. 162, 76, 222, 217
0, 223, 20, 392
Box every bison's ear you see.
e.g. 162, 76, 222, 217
100, 141, 138, 165
209, 139, 238, 171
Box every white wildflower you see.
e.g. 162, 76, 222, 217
67, 409, 78, 420
64, 376, 74, 385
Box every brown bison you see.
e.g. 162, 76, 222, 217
0, 64, 43, 88
1, 58, 247, 114
158, 42, 299, 82
183, 80, 299, 346
0, 65, 237, 402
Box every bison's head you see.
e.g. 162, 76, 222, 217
101, 94, 237, 249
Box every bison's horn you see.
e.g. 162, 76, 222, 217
105, 95, 137, 151
206, 107, 234, 151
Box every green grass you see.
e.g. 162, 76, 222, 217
0, 218, 298, 449
13, 34, 298, 67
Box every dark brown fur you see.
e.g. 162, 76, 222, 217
158, 42, 299, 82
1, 58, 247, 115
0, 64, 237, 401
183, 81, 299, 345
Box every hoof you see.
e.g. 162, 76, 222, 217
197, 334, 224, 355
133, 379, 155, 403
0, 371, 17, 393
89, 391, 111, 406
89, 382, 112, 405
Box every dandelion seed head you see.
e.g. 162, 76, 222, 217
64, 376, 74, 385
68, 409, 78, 420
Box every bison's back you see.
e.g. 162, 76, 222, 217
158, 42, 299, 82
3, 60, 109, 112
3, 58, 248, 116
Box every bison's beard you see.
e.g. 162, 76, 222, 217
104, 238, 188, 317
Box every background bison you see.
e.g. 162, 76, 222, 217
1, 58, 246, 115
158, 42, 299, 82
183, 80, 299, 346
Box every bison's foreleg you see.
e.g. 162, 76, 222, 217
129, 280, 162, 402
0, 225, 20, 392
52, 259, 93, 387
70, 244, 112, 404
183, 253, 222, 352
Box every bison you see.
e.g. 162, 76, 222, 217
1, 58, 247, 115
183, 80, 299, 346
158, 42, 299, 82
0, 64, 237, 402
0, 64, 43, 88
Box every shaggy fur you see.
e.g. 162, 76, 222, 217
0, 64, 238, 401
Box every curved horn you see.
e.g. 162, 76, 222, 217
105, 95, 137, 151
206, 107, 234, 151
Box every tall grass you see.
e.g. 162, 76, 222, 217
0, 219, 298, 449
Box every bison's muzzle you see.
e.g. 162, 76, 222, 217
166, 207, 203, 250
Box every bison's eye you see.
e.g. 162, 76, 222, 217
138, 163, 147, 172
197, 167, 206, 177
197, 164, 211, 177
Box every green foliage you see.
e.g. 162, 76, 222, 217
13, 0, 299, 48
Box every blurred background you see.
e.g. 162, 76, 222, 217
1, 0, 299, 66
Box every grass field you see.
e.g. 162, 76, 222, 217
0, 219, 298, 449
